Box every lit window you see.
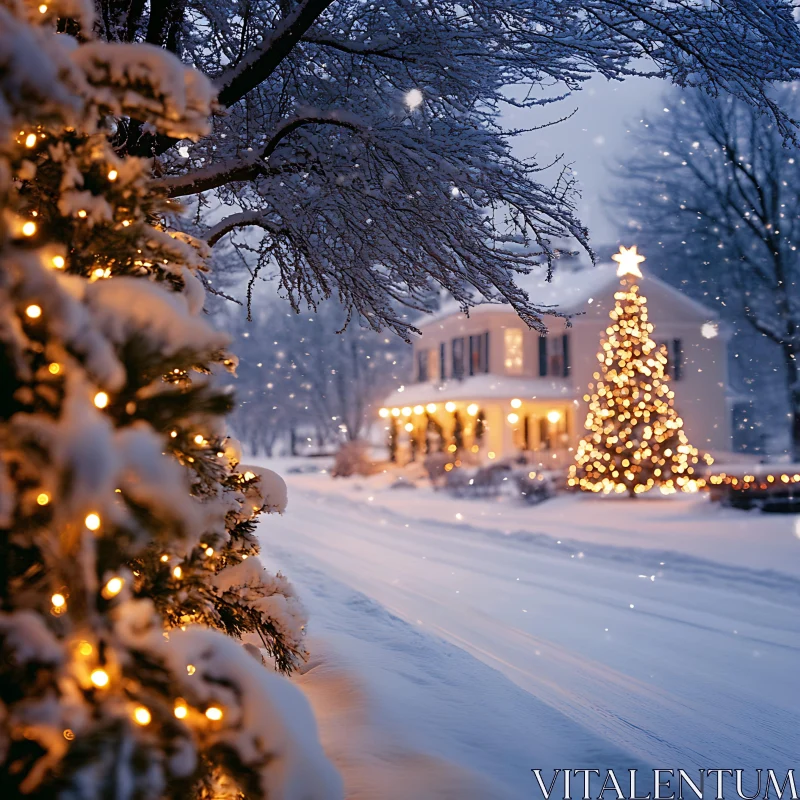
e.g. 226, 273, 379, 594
504, 329, 523, 375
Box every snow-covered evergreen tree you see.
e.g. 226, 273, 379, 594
93, 0, 800, 338
0, 3, 339, 797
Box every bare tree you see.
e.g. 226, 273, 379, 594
223, 298, 409, 452
617, 87, 800, 459
89, 0, 800, 339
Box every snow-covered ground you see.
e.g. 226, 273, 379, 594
255, 459, 800, 799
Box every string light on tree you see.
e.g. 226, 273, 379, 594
90, 668, 109, 688
569, 245, 712, 496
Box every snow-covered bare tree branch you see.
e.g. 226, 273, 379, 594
93, 0, 800, 338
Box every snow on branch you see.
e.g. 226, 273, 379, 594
158, 109, 363, 198
214, 0, 337, 108
205, 211, 286, 246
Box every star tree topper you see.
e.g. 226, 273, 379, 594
612, 245, 646, 278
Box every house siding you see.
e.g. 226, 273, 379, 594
404, 273, 732, 455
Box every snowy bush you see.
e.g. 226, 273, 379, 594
331, 440, 381, 478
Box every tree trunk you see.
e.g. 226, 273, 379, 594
783, 346, 800, 462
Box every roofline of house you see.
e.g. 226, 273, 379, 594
416, 267, 721, 331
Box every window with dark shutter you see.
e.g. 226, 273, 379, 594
469, 332, 490, 375
416, 350, 429, 383
452, 337, 465, 379
440, 342, 446, 380
468, 335, 478, 376
562, 334, 571, 377
538, 336, 548, 377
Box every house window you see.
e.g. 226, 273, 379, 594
538, 335, 570, 377
469, 331, 490, 375
662, 338, 683, 381
504, 329, 523, 375
416, 350, 429, 383
452, 337, 465, 379
440, 342, 447, 380
429, 347, 440, 383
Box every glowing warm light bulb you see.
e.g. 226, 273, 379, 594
193, 434, 204, 445
25, 133, 37, 147
25, 304, 41, 318
160, 554, 169, 563
445, 402, 456, 413
507, 413, 519, 424
48, 362, 61, 375
205, 547, 214, 557
467, 404, 479, 416
186, 664, 196, 675
401, 406, 412, 417
133, 706, 151, 726
104, 577, 124, 597
84, 512, 101, 531
51, 255, 65, 269
379, 407, 389, 418
174, 700, 188, 719
205, 706, 223, 721
93, 391, 109, 409
426, 403, 437, 413
77, 210, 87, 219
107, 169, 118, 181
546, 410, 562, 424
510, 398, 522, 409
51, 593, 66, 608
391, 408, 400, 417
413, 405, 424, 415
172, 566, 182, 579
90, 668, 109, 688
243, 471, 255, 481
78, 641, 93, 656
37, 492, 50, 506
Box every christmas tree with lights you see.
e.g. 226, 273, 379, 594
568, 247, 710, 496
0, 3, 338, 797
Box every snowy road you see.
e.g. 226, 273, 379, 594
259, 470, 800, 798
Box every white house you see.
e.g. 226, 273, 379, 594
381, 251, 732, 465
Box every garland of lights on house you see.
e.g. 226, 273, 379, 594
568, 246, 713, 496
